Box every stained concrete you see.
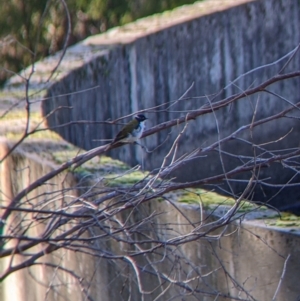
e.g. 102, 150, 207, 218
18, 0, 300, 209
2, 0, 300, 300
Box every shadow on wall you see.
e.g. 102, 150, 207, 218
42, 0, 300, 211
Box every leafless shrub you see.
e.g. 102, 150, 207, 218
1, 2, 300, 300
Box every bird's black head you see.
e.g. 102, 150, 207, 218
135, 114, 147, 122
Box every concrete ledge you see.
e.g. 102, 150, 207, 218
1, 138, 300, 300
1, 0, 300, 299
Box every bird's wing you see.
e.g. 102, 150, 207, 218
113, 120, 137, 143
113, 129, 128, 142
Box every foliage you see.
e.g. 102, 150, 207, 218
1, 0, 299, 299
0, 0, 199, 85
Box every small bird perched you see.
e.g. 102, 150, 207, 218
106, 114, 147, 149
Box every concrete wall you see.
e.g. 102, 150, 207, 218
3, 1, 300, 300
38, 0, 300, 209
1, 140, 300, 300
0, 141, 83, 301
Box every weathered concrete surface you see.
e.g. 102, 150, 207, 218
2, 1, 300, 299
1, 140, 300, 300
0, 140, 81, 301
16, 0, 298, 209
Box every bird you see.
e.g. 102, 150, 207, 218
106, 114, 147, 149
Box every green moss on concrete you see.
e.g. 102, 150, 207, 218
6, 136, 283, 224
0, 111, 41, 120
176, 188, 261, 212
0, 102, 47, 138
264, 212, 300, 228
4, 129, 63, 141
52, 149, 128, 171
47, 146, 139, 185
0, 89, 45, 100
49, 145, 150, 187
52, 146, 266, 213
104, 170, 148, 186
